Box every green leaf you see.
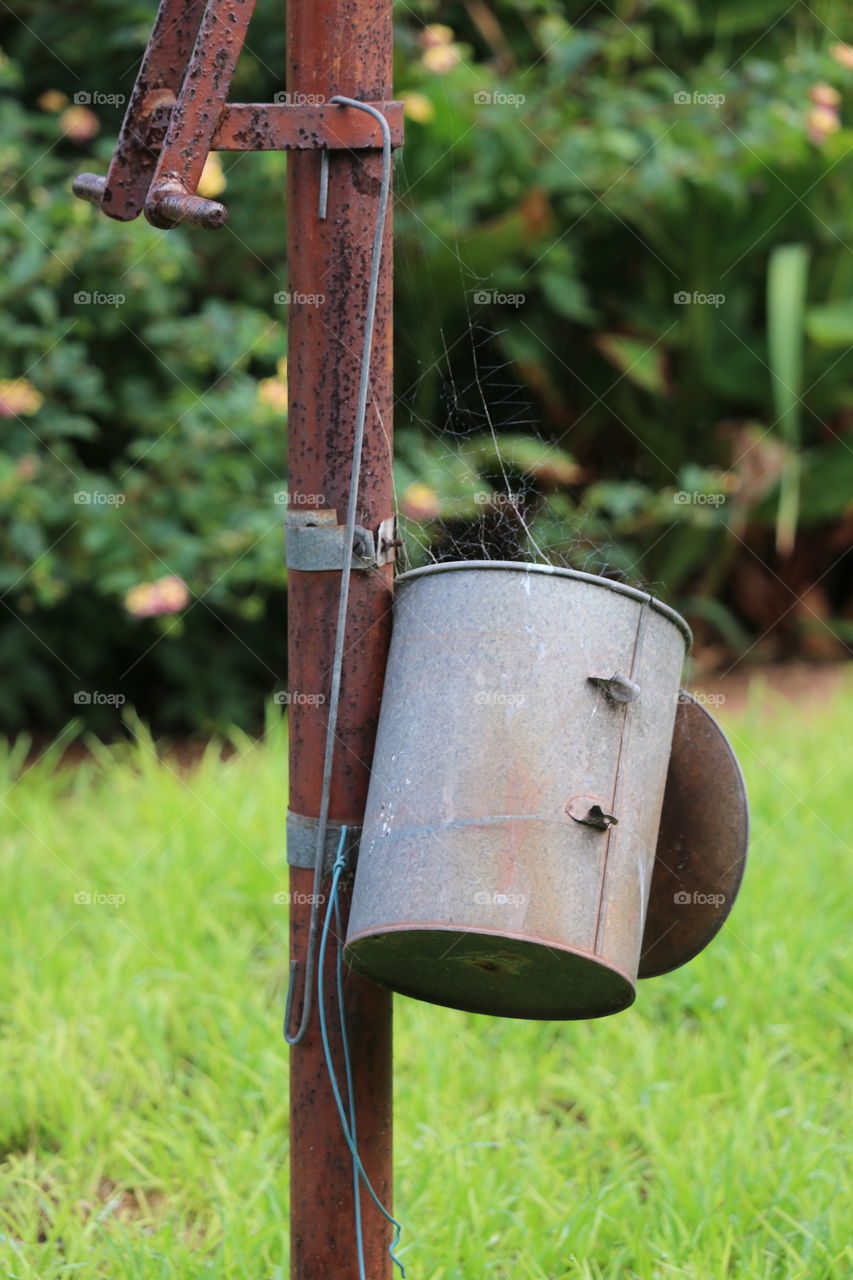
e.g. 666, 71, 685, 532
593, 333, 668, 396
798, 444, 853, 524
767, 243, 810, 555
805, 299, 853, 348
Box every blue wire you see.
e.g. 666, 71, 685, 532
333, 890, 364, 1276
318, 827, 406, 1277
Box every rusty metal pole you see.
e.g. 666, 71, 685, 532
286, 0, 394, 1274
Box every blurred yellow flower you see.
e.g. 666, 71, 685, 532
197, 153, 227, 198
420, 24, 461, 75
830, 43, 853, 71
259, 358, 288, 411
258, 377, 288, 412
0, 379, 43, 417
402, 92, 436, 124
400, 482, 440, 521
420, 24, 455, 48
807, 105, 841, 144
39, 90, 68, 113
422, 45, 461, 75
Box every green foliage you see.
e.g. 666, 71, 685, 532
1, 1, 852, 732
392, 4, 853, 642
0, 3, 287, 732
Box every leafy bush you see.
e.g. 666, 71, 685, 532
1, 1, 851, 733
391, 1, 853, 667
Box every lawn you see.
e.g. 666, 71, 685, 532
1, 687, 850, 1279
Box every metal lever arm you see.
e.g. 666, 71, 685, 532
71, 173, 227, 230
143, 0, 256, 228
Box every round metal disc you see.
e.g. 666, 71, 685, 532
639, 693, 749, 978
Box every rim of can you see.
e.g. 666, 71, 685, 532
395, 560, 692, 650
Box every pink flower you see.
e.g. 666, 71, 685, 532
125, 575, 190, 618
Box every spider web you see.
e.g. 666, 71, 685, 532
389, 149, 651, 591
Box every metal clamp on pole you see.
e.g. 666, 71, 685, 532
286, 811, 362, 872
285, 509, 399, 571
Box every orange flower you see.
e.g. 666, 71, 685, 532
830, 44, 853, 71
809, 82, 841, 108
59, 105, 100, 143
0, 379, 43, 417
807, 105, 841, 144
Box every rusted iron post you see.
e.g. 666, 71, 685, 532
286, 0, 394, 1274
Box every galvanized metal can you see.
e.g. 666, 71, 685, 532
344, 561, 691, 1020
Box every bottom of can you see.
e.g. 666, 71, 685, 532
344, 924, 636, 1021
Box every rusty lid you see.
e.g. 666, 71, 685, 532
639, 692, 749, 978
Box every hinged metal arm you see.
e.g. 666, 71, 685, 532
71, 0, 403, 230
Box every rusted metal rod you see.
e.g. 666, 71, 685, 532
146, 183, 228, 230
286, 0, 395, 1274
70, 172, 108, 205
73, 172, 227, 229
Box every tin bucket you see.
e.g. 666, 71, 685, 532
344, 561, 692, 1020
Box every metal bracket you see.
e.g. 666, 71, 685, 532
566, 796, 619, 830
285, 510, 398, 571
287, 810, 362, 872
70, 0, 403, 229
588, 672, 641, 704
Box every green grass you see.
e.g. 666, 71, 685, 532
1, 689, 850, 1279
